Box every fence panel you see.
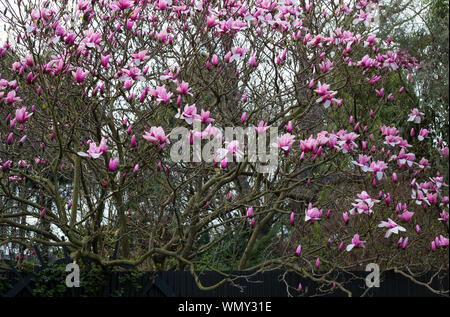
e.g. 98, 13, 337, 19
0, 266, 447, 297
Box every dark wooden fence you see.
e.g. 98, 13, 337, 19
1, 245, 448, 297
1, 267, 448, 297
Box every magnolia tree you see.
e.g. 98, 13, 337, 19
0, 0, 448, 296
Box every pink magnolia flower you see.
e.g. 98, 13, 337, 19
390, 148, 415, 167
417, 157, 431, 170
225, 140, 244, 158
440, 147, 449, 158
120, 67, 144, 81
427, 193, 438, 205
367, 75, 381, 86
229, 46, 249, 62
368, 160, 388, 180
438, 210, 449, 223
81, 30, 102, 49
343, 212, 349, 224
110, 0, 134, 11
15, 106, 33, 124
24, 54, 34, 67
108, 158, 119, 171
399, 237, 408, 249
285, 121, 293, 133
124, 79, 133, 89
101, 54, 110, 68
392, 172, 398, 182
295, 245, 302, 256
274, 133, 295, 154
290, 212, 295, 225
349, 191, 380, 215
156, 28, 170, 43
411, 189, 428, 205
380, 125, 399, 137
12, 61, 22, 72
352, 9, 371, 27
300, 135, 319, 153
255, 121, 270, 134
432, 236, 449, 249
77, 138, 107, 159
319, 59, 334, 73
362, 141, 367, 150
364, 34, 377, 47
1, 160, 12, 171
397, 210, 414, 222
437, 236, 449, 248
418, 129, 429, 141
351, 154, 372, 172
139, 86, 150, 102
398, 237, 403, 248
160, 66, 180, 81
384, 135, 403, 147
216, 140, 244, 161
202, 124, 221, 139
376, 87, 384, 98
314, 81, 338, 108
396, 202, 408, 213
151, 85, 173, 104
378, 218, 406, 238
131, 50, 150, 66
315, 257, 320, 269
407, 108, 424, 124
220, 158, 228, 169
440, 196, 449, 208
249, 53, 258, 67
71, 67, 89, 83
305, 203, 322, 223
247, 206, 254, 217
336, 131, 359, 153
9, 175, 21, 183
211, 54, 219, 66
199, 109, 214, 124
4, 90, 22, 104
18, 160, 27, 168
175, 104, 200, 124
143, 126, 170, 149
192, 129, 206, 141
176, 81, 192, 95
240, 112, 247, 123
346, 234, 366, 251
